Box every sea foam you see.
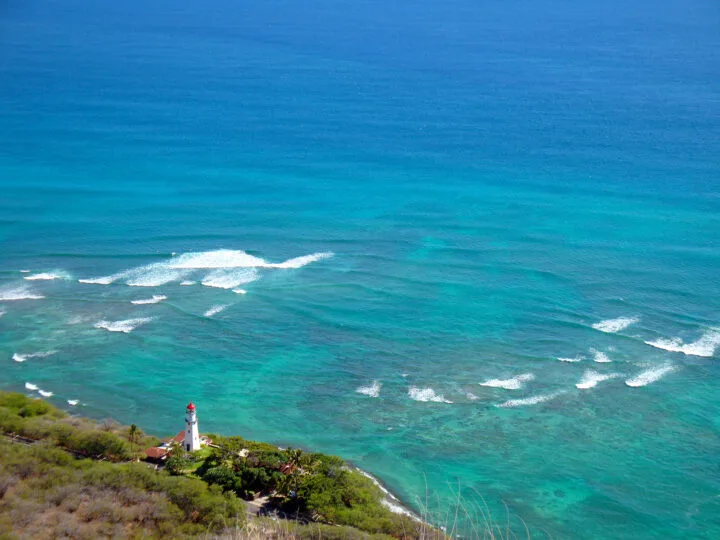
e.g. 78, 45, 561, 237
558, 356, 583, 363
38, 390, 53, 398
496, 391, 565, 409
25, 382, 38, 391
0, 285, 45, 301
644, 329, 720, 357
131, 295, 167, 305
592, 316, 639, 333
356, 381, 382, 398
168, 249, 333, 269
79, 249, 333, 288
625, 364, 676, 387
67, 399, 79, 406
125, 264, 192, 287
12, 350, 57, 363
94, 317, 153, 333
24, 271, 71, 281
590, 349, 612, 363
201, 268, 258, 289
408, 387, 452, 404
480, 373, 534, 390
204, 305, 228, 317
576, 370, 620, 389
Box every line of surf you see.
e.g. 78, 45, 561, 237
644, 329, 720, 357
479, 373, 534, 390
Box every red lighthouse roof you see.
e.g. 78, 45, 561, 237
186, 402, 196, 410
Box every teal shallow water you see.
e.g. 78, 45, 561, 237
1, 0, 720, 537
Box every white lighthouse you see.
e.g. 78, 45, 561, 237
184, 402, 201, 452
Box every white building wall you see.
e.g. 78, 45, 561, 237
184, 408, 201, 452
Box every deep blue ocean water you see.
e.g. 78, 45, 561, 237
1, 0, 719, 537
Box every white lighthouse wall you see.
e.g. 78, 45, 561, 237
184, 410, 201, 452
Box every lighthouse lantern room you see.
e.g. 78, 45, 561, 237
184, 402, 201, 452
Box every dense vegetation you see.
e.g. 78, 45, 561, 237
193, 436, 422, 536
0, 393, 242, 538
0, 392, 157, 462
0, 392, 438, 539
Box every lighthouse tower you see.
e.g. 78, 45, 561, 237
184, 402, 201, 452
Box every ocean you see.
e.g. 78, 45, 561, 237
1, 0, 719, 537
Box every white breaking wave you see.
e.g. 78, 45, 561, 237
408, 387, 452, 404
12, 350, 57, 363
131, 295, 167, 305
233, 288, 247, 295
496, 391, 565, 408
480, 373, 534, 390
644, 329, 720, 358
38, 389, 53, 398
625, 364, 676, 387
24, 270, 71, 281
466, 392, 479, 400
356, 381, 382, 398
169, 250, 268, 269
78, 249, 333, 288
204, 305, 228, 317
590, 349, 612, 363
356, 469, 420, 521
125, 263, 192, 287
180, 280, 196, 286
67, 399, 79, 406
271, 252, 334, 269
0, 284, 45, 301
94, 317, 153, 333
25, 382, 38, 391
78, 272, 126, 285
201, 268, 258, 289
558, 356, 583, 363
168, 249, 333, 270
592, 316, 639, 333
576, 370, 620, 389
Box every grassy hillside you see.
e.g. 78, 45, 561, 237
0, 392, 441, 539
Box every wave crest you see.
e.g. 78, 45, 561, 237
480, 373, 534, 390
558, 356, 583, 363
625, 364, 676, 387
576, 370, 620, 389
94, 317, 153, 333
24, 271, 71, 281
592, 316, 639, 333
204, 305, 228, 317
644, 329, 720, 357
79, 249, 332, 288
356, 381, 382, 398
496, 391, 565, 408
0, 285, 45, 301
201, 268, 259, 289
590, 349, 612, 363
408, 387, 452, 404
13, 350, 57, 363
131, 295, 167, 305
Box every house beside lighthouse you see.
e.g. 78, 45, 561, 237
184, 401, 201, 452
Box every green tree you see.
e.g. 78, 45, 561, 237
166, 455, 192, 475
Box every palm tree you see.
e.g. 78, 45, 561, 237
285, 447, 304, 469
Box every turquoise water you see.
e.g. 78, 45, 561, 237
1, 0, 719, 537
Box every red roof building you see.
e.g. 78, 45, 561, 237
145, 447, 168, 461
